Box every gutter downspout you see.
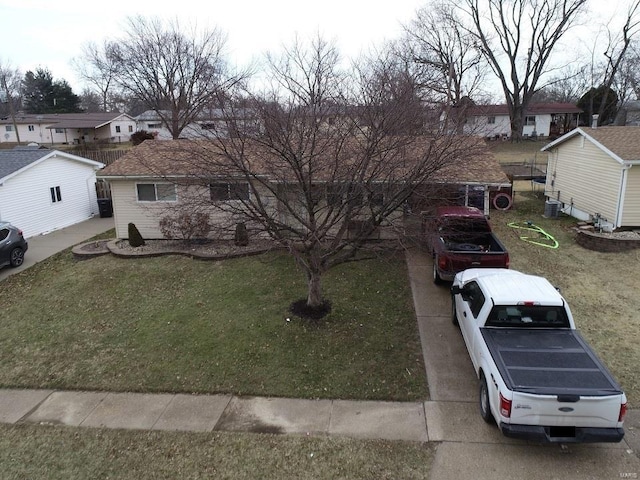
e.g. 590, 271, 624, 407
616, 164, 632, 228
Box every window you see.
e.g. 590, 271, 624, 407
5, 125, 13, 132
525, 116, 536, 126
136, 183, 176, 202
201, 123, 216, 130
55, 128, 64, 133
50, 186, 62, 203
210, 182, 250, 201
462, 281, 485, 318
147, 123, 161, 129
326, 186, 343, 207
487, 116, 496, 124
0, 228, 9, 241
115, 125, 121, 133
28, 125, 35, 132
128, 125, 133, 133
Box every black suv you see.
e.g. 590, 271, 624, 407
0, 222, 28, 269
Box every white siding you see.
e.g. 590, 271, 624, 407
0, 156, 100, 238
109, 180, 270, 239
545, 135, 622, 225
621, 167, 640, 226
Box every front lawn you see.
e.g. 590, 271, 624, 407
0, 248, 427, 401
0, 424, 435, 480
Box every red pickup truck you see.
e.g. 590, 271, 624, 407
423, 206, 510, 284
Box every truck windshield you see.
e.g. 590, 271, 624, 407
486, 305, 570, 328
440, 218, 491, 233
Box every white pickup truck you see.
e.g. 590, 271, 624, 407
451, 268, 627, 443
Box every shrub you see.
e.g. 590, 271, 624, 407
159, 212, 211, 241
234, 222, 249, 246
128, 223, 145, 247
130, 130, 155, 146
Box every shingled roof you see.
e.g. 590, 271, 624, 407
0, 147, 53, 180
99, 137, 510, 186
542, 126, 640, 163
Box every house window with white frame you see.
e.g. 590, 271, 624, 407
55, 128, 64, 133
128, 125, 133, 133
210, 182, 250, 201
525, 115, 536, 126
487, 116, 496, 124
50, 186, 62, 203
5, 125, 13, 132
115, 125, 121, 133
28, 125, 35, 131
136, 183, 177, 202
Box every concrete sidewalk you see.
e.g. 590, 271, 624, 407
4, 388, 429, 442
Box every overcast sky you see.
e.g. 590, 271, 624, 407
0, 0, 632, 95
0, 0, 425, 91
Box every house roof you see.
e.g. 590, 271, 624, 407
541, 126, 640, 164
466, 102, 582, 117
98, 137, 511, 186
0, 112, 134, 129
0, 147, 105, 183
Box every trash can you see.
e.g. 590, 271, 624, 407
97, 198, 113, 218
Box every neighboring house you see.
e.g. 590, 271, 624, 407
456, 103, 582, 139
0, 146, 105, 238
0, 112, 137, 145
541, 125, 640, 230
135, 109, 262, 140
97, 138, 510, 240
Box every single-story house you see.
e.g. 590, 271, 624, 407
541, 125, 640, 230
97, 138, 510, 240
135, 108, 262, 140
0, 145, 105, 238
0, 112, 137, 145
458, 102, 582, 139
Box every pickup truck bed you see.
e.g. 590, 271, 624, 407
482, 328, 623, 397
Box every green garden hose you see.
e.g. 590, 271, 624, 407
507, 221, 559, 249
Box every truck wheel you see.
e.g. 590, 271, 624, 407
451, 296, 458, 326
433, 257, 444, 285
479, 374, 494, 424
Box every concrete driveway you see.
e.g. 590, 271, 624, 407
405, 248, 640, 480
0, 216, 114, 282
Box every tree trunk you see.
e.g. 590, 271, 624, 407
510, 106, 525, 142
306, 269, 324, 308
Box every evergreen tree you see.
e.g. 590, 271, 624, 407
22, 68, 82, 113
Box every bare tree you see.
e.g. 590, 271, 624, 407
72, 40, 122, 112
594, 0, 640, 122
531, 64, 590, 104
402, 0, 488, 123
141, 37, 478, 314
111, 16, 242, 139
0, 60, 22, 143
459, 0, 587, 141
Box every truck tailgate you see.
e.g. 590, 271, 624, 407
481, 328, 623, 397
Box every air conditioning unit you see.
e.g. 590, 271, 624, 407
544, 200, 562, 218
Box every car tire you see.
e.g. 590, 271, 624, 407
9, 247, 24, 267
479, 373, 494, 424
433, 256, 443, 285
451, 296, 458, 326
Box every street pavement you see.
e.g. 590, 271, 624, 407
0, 220, 639, 478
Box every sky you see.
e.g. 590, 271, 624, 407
0, 0, 633, 95
0, 0, 425, 92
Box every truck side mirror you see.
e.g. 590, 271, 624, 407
451, 286, 463, 296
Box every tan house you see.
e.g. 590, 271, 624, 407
542, 126, 640, 230
97, 138, 510, 240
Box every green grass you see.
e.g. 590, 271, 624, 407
0, 424, 435, 480
0, 248, 426, 401
490, 191, 640, 405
